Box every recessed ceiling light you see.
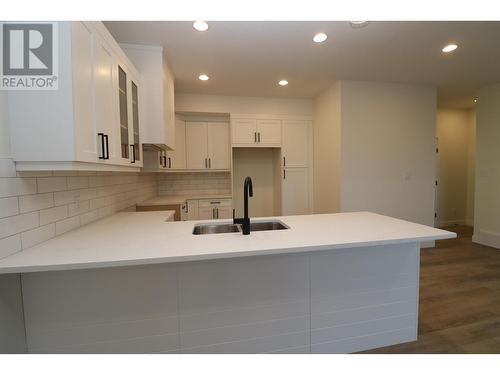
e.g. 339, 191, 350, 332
313, 32, 328, 43
198, 74, 209, 81
278, 80, 288, 86
350, 21, 369, 28
474, 98, 478, 103
193, 21, 208, 32
442, 44, 458, 53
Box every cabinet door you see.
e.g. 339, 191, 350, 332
231, 119, 257, 145
282, 168, 310, 216
93, 36, 118, 162
130, 79, 141, 165
73, 22, 99, 163
198, 207, 215, 220
186, 200, 199, 220
217, 207, 233, 219
282, 120, 309, 168
164, 65, 176, 149
257, 120, 281, 145
167, 119, 186, 169
186, 122, 208, 169
117, 65, 130, 162
207, 122, 230, 170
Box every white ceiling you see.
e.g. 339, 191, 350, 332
104, 21, 500, 108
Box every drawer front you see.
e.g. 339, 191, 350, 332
198, 199, 232, 208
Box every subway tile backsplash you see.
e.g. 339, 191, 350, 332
157, 172, 231, 197
0, 158, 157, 258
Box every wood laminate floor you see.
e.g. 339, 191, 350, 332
362, 225, 500, 353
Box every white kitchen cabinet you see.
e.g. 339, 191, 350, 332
207, 122, 230, 170
186, 122, 230, 170
231, 119, 281, 147
282, 168, 310, 216
186, 200, 199, 221
198, 199, 233, 220
257, 120, 282, 145
185, 199, 233, 220
165, 119, 186, 169
120, 44, 175, 150
7, 21, 142, 171
186, 122, 209, 169
231, 119, 257, 144
282, 120, 311, 168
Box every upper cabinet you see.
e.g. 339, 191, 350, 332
120, 44, 175, 150
186, 122, 230, 170
231, 119, 282, 147
7, 21, 142, 171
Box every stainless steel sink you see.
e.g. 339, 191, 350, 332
192, 223, 241, 235
250, 220, 289, 232
192, 220, 289, 235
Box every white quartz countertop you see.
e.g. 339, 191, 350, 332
0, 211, 455, 274
137, 195, 232, 206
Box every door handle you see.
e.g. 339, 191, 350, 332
103, 134, 110, 160
98, 133, 105, 160
130, 145, 135, 163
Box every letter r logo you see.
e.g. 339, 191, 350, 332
2, 23, 53, 75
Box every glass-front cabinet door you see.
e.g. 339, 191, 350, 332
131, 80, 140, 163
118, 65, 129, 160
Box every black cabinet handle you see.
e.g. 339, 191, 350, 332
103, 134, 109, 160
254, 132, 257, 143
258, 132, 261, 143
205, 158, 208, 168
130, 145, 135, 163
162, 155, 167, 168
168, 157, 171, 168
283, 156, 286, 167
283, 169, 286, 179
208, 158, 211, 168
98, 133, 105, 160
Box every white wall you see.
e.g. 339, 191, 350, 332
466, 110, 476, 226
473, 83, 500, 248
436, 108, 476, 226
337, 81, 437, 227
175, 93, 313, 116
312, 82, 341, 214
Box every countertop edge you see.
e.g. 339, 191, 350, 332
0, 232, 455, 274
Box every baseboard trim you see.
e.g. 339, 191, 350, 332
473, 229, 500, 249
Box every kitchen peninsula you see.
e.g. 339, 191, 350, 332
0, 211, 454, 354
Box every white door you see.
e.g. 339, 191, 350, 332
207, 122, 230, 170
282, 168, 310, 216
282, 120, 309, 168
186, 122, 208, 169
231, 119, 257, 144
198, 207, 215, 220
93, 36, 118, 162
257, 120, 281, 145
73, 22, 99, 163
167, 119, 186, 169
